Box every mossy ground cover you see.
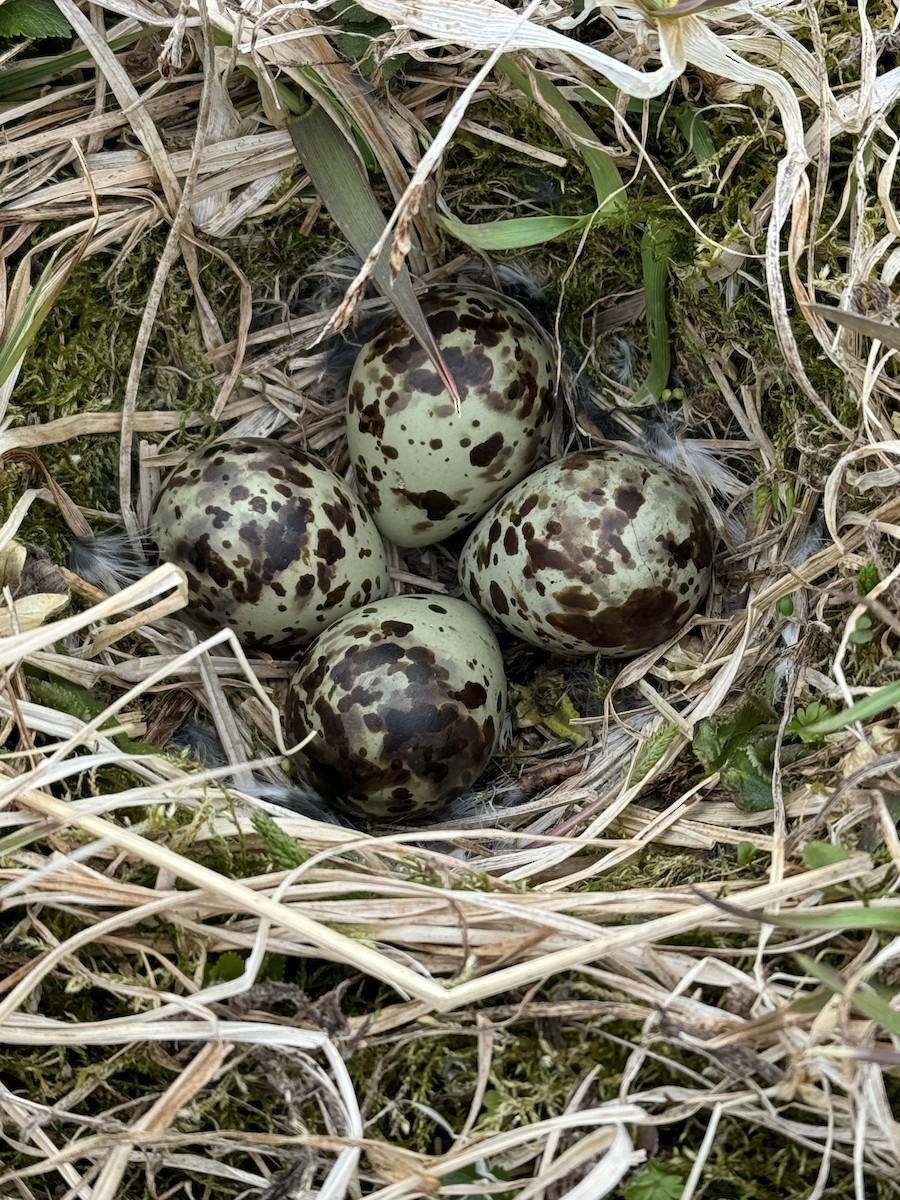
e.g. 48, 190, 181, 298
2, 1, 900, 1197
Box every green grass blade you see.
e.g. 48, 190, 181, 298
631, 218, 675, 403
439, 212, 592, 250
288, 105, 460, 403
672, 105, 716, 168
797, 955, 900, 1038
0, 253, 66, 391
575, 87, 717, 174
791, 677, 900, 740
497, 55, 624, 211
0, 27, 152, 98
699, 888, 900, 932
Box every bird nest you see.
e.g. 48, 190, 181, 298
2, 0, 900, 1197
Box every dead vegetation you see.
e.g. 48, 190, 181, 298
2, 0, 900, 1196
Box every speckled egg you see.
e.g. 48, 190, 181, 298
285, 595, 507, 821
150, 437, 389, 651
347, 285, 556, 547
459, 447, 714, 657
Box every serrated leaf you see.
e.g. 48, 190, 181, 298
206, 951, 246, 983
693, 692, 777, 769
339, 31, 374, 58
624, 1162, 684, 1200
720, 753, 774, 812
0, 0, 72, 38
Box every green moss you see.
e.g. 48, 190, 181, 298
4, 16, 897, 1198
3, 199, 346, 559
16, 234, 214, 421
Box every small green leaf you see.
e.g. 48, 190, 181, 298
736, 840, 757, 866
625, 1162, 685, 1200
439, 212, 593, 250
0, 0, 72, 38
206, 951, 246, 983
849, 612, 875, 644
788, 701, 837, 743
802, 841, 851, 870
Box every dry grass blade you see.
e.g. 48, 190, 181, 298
3, 0, 900, 1195
806, 301, 900, 354
352, 0, 687, 95
0, 213, 97, 405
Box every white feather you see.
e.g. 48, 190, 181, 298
603, 334, 636, 386
68, 529, 150, 594
641, 419, 748, 501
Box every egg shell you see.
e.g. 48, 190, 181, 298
347, 285, 556, 548
459, 447, 714, 657
285, 595, 507, 822
150, 437, 389, 651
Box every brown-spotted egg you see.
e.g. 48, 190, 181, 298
285, 595, 506, 821
150, 437, 389, 651
347, 285, 556, 548
459, 447, 714, 657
